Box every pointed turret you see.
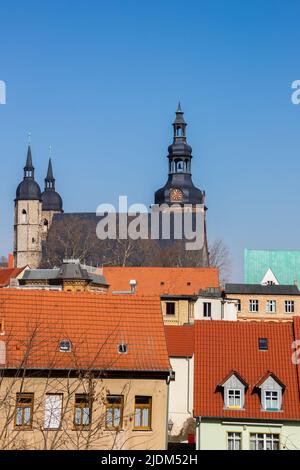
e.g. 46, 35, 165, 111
16, 145, 41, 200
41, 157, 63, 212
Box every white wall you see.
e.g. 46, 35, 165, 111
168, 356, 194, 437
194, 298, 237, 321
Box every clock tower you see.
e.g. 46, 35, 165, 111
154, 103, 205, 206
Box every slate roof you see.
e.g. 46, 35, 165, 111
21, 262, 107, 286
225, 283, 300, 296
194, 319, 300, 420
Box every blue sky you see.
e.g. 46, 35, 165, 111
0, 0, 300, 280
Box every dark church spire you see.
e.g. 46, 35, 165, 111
45, 158, 55, 190
24, 145, 34, 179
41, 154, 63, 212
173, 102, 187, 141
154, 104, 204, 206
16, 144, 41, 201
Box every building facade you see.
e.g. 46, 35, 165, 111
225, 283, 300, 321
0, 290, 171, 450
194, 319, 300, 450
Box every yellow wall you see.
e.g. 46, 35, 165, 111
162, 299, 194, 325
226, 294, 300, 321
0, 376, 168, 450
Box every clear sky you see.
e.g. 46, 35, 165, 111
0, 0, 300, 280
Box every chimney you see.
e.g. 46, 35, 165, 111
294, 280, 298, 287
129, 279, 137, 294
8, 254, 14, 269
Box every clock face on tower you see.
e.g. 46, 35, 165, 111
170, 187, 183, 202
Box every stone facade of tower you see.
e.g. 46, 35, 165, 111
14, 147, 63, 268
14, 199, 43, 268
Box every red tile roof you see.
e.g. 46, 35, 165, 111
194, 319, 300, 420
0, 289, 170, 373
0, 267, 25, 287
103, 267, 219, 296
164, 325, 194, 357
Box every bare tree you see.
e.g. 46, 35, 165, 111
0, 320, 162, 450
209, 239, 231, 284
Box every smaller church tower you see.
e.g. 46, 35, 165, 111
41, 157, 63, 239
14, 145, 43, 268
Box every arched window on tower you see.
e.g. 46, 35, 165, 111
43, 219, 49, 233
176, 127, 183, 137
176, 160, 184, 172
21, 209, 27, 224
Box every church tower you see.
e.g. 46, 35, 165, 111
41, 157, 63, 239
14, 145, 43, 268
155, 103, 205, 205
154, 104, 209, 265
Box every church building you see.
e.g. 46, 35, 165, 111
13, 105, 209, 269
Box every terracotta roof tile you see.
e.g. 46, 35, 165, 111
0, 267, 25, 287
103, 267, 219, 296
164, 325, 194, 357
194, 319, 300, 420
0, 289, 170, 373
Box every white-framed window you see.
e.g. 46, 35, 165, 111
236, 300, 241, 312
44, 394, 63, 429
203, 302, 212, 318
249, 300, 259, 312
285, 300, 294, 313
226, 389, 242, 409
263, 390, 279, 411
227, 432, 242, 450
266, 300, 276, 313
250, 433, 280, 450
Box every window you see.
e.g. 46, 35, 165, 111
250, 433, 279, 450
21, 209, 27, 224
118, 342, 127, 354
226, 389, 242, 409
249, 300, 259, 312
134, 396, 152, 430
203, 302, 212, 318
259, 338, 268, 351
266, 300, 276, 313
43, 219, 49, 233
106, 395, 123, 430
166, 302, 175, 315
227, 432, 242, 450
74, 394, 92, 428
15, 393, 34, 429
236, 300, 241, 312
263, 391, 279, 411
59, 339, 72, 352
285, 300, 294, 313
44, 394, 63, 429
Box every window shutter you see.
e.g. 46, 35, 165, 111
44, 395, 62, 429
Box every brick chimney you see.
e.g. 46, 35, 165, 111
8, 253, 14, 269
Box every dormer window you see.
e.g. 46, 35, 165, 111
59, 339, 72, 352
255, 372, 284, 412
219, 371, 247, 410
